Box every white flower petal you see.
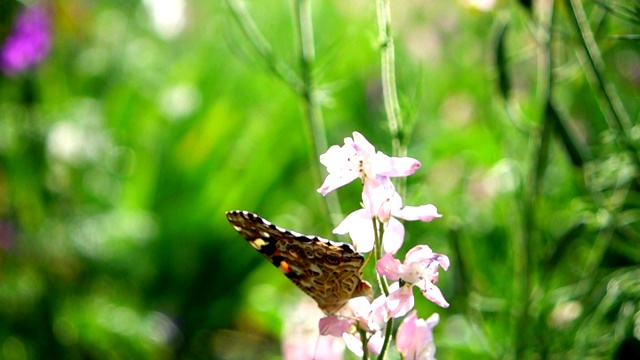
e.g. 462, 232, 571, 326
404, 245, 435, 264
317, 142, 360, 195
367, 331, 384, 355
318, 171, 359, 196
394, 204, 442, 222
362, 178, 396, 220
343, 333, 364, 357
383, 156, 422, 177
350, 226, 375, 253
376, 253, 404, 280
334, 209, 374, 253
382, 218, 405, 254
351, 131, 376, 154
387, 285, 414, 318
418, 279, 450, 308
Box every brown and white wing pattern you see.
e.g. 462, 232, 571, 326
226, 210, 372, 313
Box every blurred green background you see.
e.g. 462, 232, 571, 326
1, 0, 639, 359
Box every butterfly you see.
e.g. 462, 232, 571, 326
226, 210, 372, 314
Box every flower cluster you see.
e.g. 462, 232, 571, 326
316, 132, 449, 359
1, 5, 52, 76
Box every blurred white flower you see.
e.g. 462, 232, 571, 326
143, 0, 186, 39
283, 299, 345, 360
160, 84, 201, 121
467, 0, 496, 12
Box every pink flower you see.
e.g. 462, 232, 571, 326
334, 184, 442, 254
385, 282, 415, 318
283, 335, 344, 360
376, 246, 450, 308
317, 132, 421, 196
318, 296, 387, 357
392, 203, 442, 222
396, 311, 440, 360
365, 184, 442, 224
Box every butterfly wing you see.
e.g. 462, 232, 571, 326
226, 210, 372, 313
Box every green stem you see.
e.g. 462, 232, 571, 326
565, 0, 639, 167
360, 328, 370, 360
375, 0, 403, 153
377, 317, 394, 360
293, 0, 342, 226
372, 219, 393, 359
224, 0, 303, 93
375, 0, 408, 196
516, 1, 555, 357
373, 218, 390, 296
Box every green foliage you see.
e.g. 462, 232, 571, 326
0, 0, 639, 359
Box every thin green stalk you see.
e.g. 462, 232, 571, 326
293, 0, 342, 226
224, 0, 303, 93
372, 219, 393, 359
375, 0, 408, 197
360, 328, 370, 360
565, 0, 639, 167
567, 0, 632, 131
375, 0, 403, 154
292, 0, 326, 163
372, 2, 407, 348
373, 218, 390, 296
516, 1, 555, 357
377, 317, 394, 360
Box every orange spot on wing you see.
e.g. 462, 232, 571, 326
279, 260, 291, 273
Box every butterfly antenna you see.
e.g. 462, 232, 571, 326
362, 251, 374, 269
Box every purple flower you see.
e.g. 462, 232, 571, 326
1, 5, 52, 76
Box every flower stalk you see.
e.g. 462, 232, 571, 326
293, 0, 328, 161
226, 0, 449, 357
360, 328, 370, 360
377, 316, 394, 360
318, 132, 447, 359
374, 218, 390, 297
373, 217, 393, 360
375, 0, 404, 157
292, 0, 342, 225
